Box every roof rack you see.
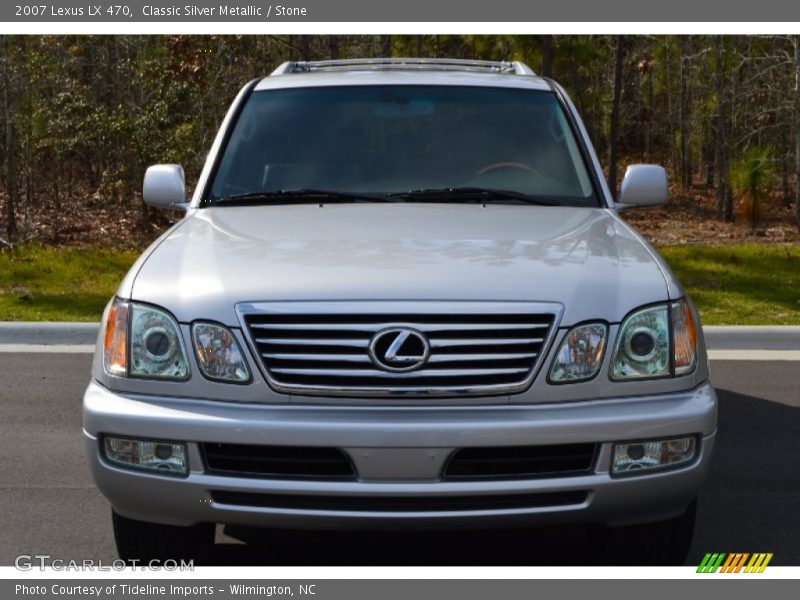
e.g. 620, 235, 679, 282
271, 58, 536, 76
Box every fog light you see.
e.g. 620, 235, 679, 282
103, 437, 187, 476
626, 444, 645, 461
154, 444, 173, 460
611, 437, 696, 476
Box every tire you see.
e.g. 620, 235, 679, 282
112, 510, 215, 564
589, 499, 697, 566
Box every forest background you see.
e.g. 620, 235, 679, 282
0, 35, 798, 323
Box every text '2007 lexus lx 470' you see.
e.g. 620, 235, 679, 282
83, 58, 716, 565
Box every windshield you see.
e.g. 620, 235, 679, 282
207, 85, 599, 206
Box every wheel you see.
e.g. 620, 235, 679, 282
112, 510, 215, 564
588, 500, 697, 566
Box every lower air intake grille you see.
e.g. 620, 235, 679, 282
443, 444, 597, 480
202, 443, 355, 480
210, 490, 589, 512
240, 302, 558, 397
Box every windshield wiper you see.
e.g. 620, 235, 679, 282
386, 187, 559, 206
212, 189, 393, 206
212, 187, 560, 207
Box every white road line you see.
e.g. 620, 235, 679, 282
708, 350, 800, 361
0, 344, 95, 354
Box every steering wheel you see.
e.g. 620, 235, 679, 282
476, 162, 540, 176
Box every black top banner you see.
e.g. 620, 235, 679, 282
3, 0, 800, 22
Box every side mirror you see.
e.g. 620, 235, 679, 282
142, 164, 189, 211
617, 164, 668, 208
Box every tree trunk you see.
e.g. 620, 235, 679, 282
679, 38, 690, 191
1, 35, 18, 240
52, 158, 60, 244
328, 36, 340, 60
704, 114, 714, 188
299, 36, 310, 61
381, 35, 392, 58
795, 36, 800, 228
645, 58, 653, 163
22, 36, 31, 234
715, 37, 727, 220
541, 36, 553, 78
664, 41, 678, 174
781, 105, 791, 208
725, 38, 737, 223
725, 187, 734, 223
608, 35, 625, 197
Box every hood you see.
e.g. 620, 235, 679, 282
129, 203, 672, 327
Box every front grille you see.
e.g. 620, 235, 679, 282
241, 303, 557, 397
443, 444, 597, 480
202, 443, 356, 479
210, 490, 589, 512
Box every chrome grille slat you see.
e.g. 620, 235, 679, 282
251, 322, 547, 332
240, 303, 559, 397
429, 337, 544, 347
262, 352, 537, 363
256, 338, 370, 347
263, 353, 372, 363
428, 353, 537, 362
270, 367, 531, 378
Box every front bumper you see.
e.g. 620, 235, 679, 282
83, 380, 717, 529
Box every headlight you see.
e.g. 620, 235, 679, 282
130, 303, 190, 379
610, 299, 700, 380
103, 298, 190, 380
549, 322, 607, 383
191, 322, 251, 383
610, 304, 670, 380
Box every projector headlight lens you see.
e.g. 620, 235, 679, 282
611, 304, 670, 380
130, 304, 189, 380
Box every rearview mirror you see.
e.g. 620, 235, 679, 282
617, 164, 668, 208
142, 164, 189, 211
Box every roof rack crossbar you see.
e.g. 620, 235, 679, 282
271, 58, 536, 76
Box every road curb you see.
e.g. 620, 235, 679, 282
0, 322, 99, 345
702, 326, 800, 351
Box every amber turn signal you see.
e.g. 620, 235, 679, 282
104, 298, 129, 376
672, 299, 698, 375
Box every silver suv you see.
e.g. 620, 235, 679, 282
83, 59, 716, 565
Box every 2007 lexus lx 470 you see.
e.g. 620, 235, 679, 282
83, 58, 716, 565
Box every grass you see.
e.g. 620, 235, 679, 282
0, 244, 139, 321
0, 243, 798, 324
659, 244, 800, 325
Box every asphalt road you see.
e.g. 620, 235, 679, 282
0, 353, 798, 566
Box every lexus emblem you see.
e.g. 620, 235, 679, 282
368, 328, 431, 372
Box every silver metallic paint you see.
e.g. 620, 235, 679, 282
84, 380, 716, 528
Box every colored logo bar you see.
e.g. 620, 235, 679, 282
697, 553, 773, 573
